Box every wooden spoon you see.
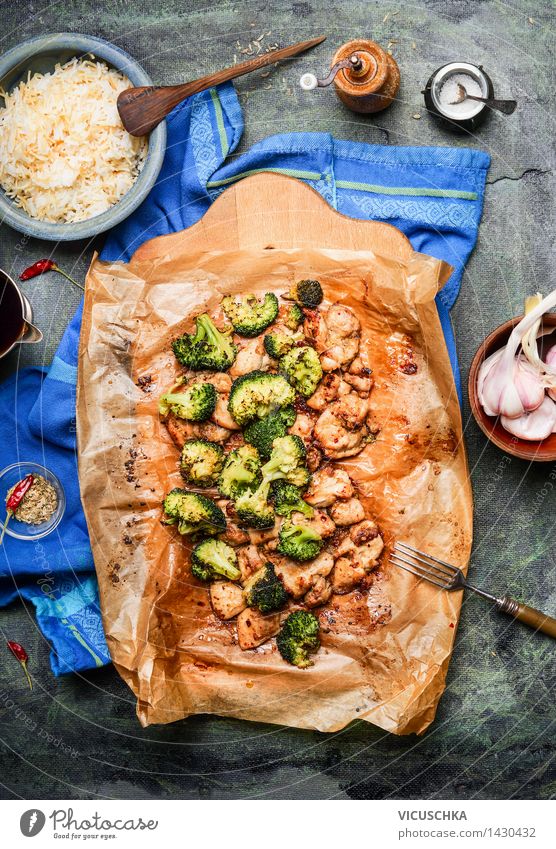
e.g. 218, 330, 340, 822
118, 35, 327, 136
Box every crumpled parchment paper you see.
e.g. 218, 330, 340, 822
77, 240, 472, 733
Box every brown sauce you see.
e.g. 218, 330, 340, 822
0, 271, 25, 355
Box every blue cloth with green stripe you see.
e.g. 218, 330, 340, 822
0, 82, 489, 675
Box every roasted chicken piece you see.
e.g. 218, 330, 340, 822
349, 519, 380, 546
305, 304, 361, 372
230, 336, 272, 378
165, 414, 232, 450
306, 372, 341, 411
330, 556, 368, 595
213, 392, 241, 431
217, 501, 250, 547
304, 467, 354, 507
353, 533, 384, 571
247, 519, 281, 546
305, 445, 322, 472
237, 544, 264, 582
270, 550, 334, 599
314, 392, 370, 459
303, 575, 332, 608
328, 498, 365, 526
209, 581, 246, 620
343, 355, 373, 397
331, 520, 384, 594
237, 607, 281, 649
288, 412, 315, 441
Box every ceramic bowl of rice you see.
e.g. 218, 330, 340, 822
0, 33, 166, 241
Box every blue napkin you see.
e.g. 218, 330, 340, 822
0, 82, 490, 675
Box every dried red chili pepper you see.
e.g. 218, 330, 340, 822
20, 259, 84, 291
19, 259, 56, 279
0, 473, 34, 545
7, 640, 33, 689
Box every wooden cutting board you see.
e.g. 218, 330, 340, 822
134, 171, 414, 262
79, 171, 469, 734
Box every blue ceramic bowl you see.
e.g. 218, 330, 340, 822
0, 33, 166, 241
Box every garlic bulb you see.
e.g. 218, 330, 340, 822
478, 289, 556, 420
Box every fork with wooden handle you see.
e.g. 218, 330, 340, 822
391, 541, 556, 638
118, 35, 326, 136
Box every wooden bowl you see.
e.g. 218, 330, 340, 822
468, 314, 556, 462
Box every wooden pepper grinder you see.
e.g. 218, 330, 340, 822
300, 39, 400, 114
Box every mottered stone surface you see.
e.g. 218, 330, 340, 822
0, 0, 554, 800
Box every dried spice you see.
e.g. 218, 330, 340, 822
136, 374, 153, 392
20, 258, 84, 290
0, 473, 34, 544
7, 640, 32, 689
6, 474, 58, 526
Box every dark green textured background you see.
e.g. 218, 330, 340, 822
0, 1, 554, 800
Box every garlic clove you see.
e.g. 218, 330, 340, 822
513, 356, 546, 413
545, 344, 556, 366
477, 349, 503, 416
500, 395, 556, 441
544, 345, 556, 400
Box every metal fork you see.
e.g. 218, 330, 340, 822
391, 541, 556, 639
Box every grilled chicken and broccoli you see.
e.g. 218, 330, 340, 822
159, 382, 217, 421
172, 313, 237, 371
159, 285, 385, 668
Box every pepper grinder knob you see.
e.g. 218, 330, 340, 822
300, 54, 363, 90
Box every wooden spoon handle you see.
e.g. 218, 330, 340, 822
497, 595, 556, 638
118, 35, 326, 136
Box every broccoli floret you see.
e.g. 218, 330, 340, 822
228, 371, 295, 427
276, 520, 323, 561
243, 562, 288, 613
243, 406, 296, 460
234, 435, 309, 527
276, 610, 320, 668
284, 303, 304, 331
261, 435, 310, 488
191, 538, 241, 582
264, 329, 300, 359
172, 314, 237, 371
234, 480, 275, 529
162, 489, 226, 536
286, 279, 323, 308
221, 293, 279, 337
218, 445, 261, 500
159, 382, 217, 421
281, 345, 323, 398
180, 439, 224, 487
271, 480, 313, 518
